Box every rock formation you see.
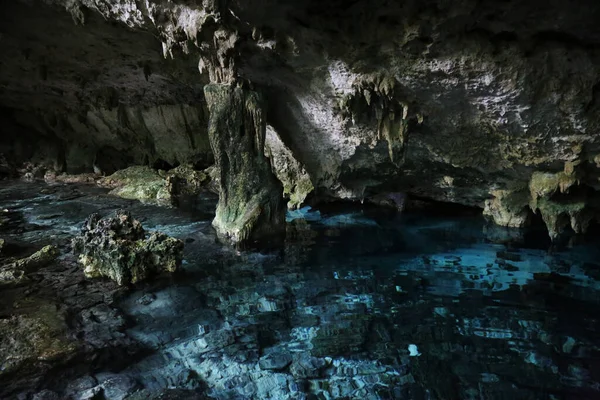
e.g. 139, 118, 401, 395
205, 83, 285, 244
1, 0, 600, 239
98, 164, 211, 206
0, 245, 59, 287
72, 210, 184, 285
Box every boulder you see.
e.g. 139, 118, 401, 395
72, 210, 183, 285
98, 165, 211, 207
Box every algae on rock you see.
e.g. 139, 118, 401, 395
483, 189, 530, 228
98, 165, 211, 207
0, 301, 77, 379
1, 245, 59, 287
204, 83, 285, 244
72, 211, 183, 285
98, 166, 173, 206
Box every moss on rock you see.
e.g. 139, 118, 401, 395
204, 83, 285, 245
483, 189, 530, 228
98, 166, 172, 206
72, 210, 183, 285
0, 301, 77, 378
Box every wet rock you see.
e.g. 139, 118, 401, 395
204, 84, 285, 245
1, 245, 59, 287
0, 302, 77, 384
32, 390, 60, 400
265, 126, 313, 209
65, 375, 98, 397
98, 166, 173, 207
259, 351, 293, 371
483, 189, 530, 228
72, 210, 183, 285
95, 374, 140, 400
12, 245, 59, 272
0, 267, 27, 287
46, 173, 100, 184
165, 164, 210, 197
99, 165, 212, 207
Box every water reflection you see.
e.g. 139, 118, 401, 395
1, 182, 600, 399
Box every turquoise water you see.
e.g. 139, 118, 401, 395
1, 182, 599, 399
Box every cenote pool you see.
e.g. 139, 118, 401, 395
1, 182, 600, 399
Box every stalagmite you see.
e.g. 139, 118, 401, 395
204, 83, 285, 245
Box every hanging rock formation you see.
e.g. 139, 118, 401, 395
204, 84, 285, 244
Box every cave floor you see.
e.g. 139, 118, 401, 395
1, 181, 600, 399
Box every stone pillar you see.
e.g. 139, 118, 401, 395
204, 83, 285, 245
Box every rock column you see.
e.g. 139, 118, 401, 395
204, 83, 285, 245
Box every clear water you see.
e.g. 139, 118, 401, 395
1, 182, 600, 399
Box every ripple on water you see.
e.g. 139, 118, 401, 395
1, 181, 600, 399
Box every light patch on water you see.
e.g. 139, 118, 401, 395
408, 344, 421, 357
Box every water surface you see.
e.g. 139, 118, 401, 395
1, 182, 599, 399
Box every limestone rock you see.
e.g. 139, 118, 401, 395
2, 0, 600, 239
1, 245, 59, 287
204, 84, 285, 245
265, 126, 314, 209
165, 164, 210, 197
98, 166, 173, 206
0, 302, 77, 378
99, 165, 211, 206
72, 211, 183, 285
483, 190, 530, 228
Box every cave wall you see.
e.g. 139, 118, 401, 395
2, 0, 600, 235
0, 1, 213, 173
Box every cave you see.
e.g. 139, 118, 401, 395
1, 0, 600, 399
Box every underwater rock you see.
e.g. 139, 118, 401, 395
72, 210, 183, 285
204, 83, 285, 245
0, 302, 77, 380
259, 351, 293, 371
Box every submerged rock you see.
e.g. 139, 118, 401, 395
72, 210, 183, 285
0, 302, 77, 380
204, 84, 285, 245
